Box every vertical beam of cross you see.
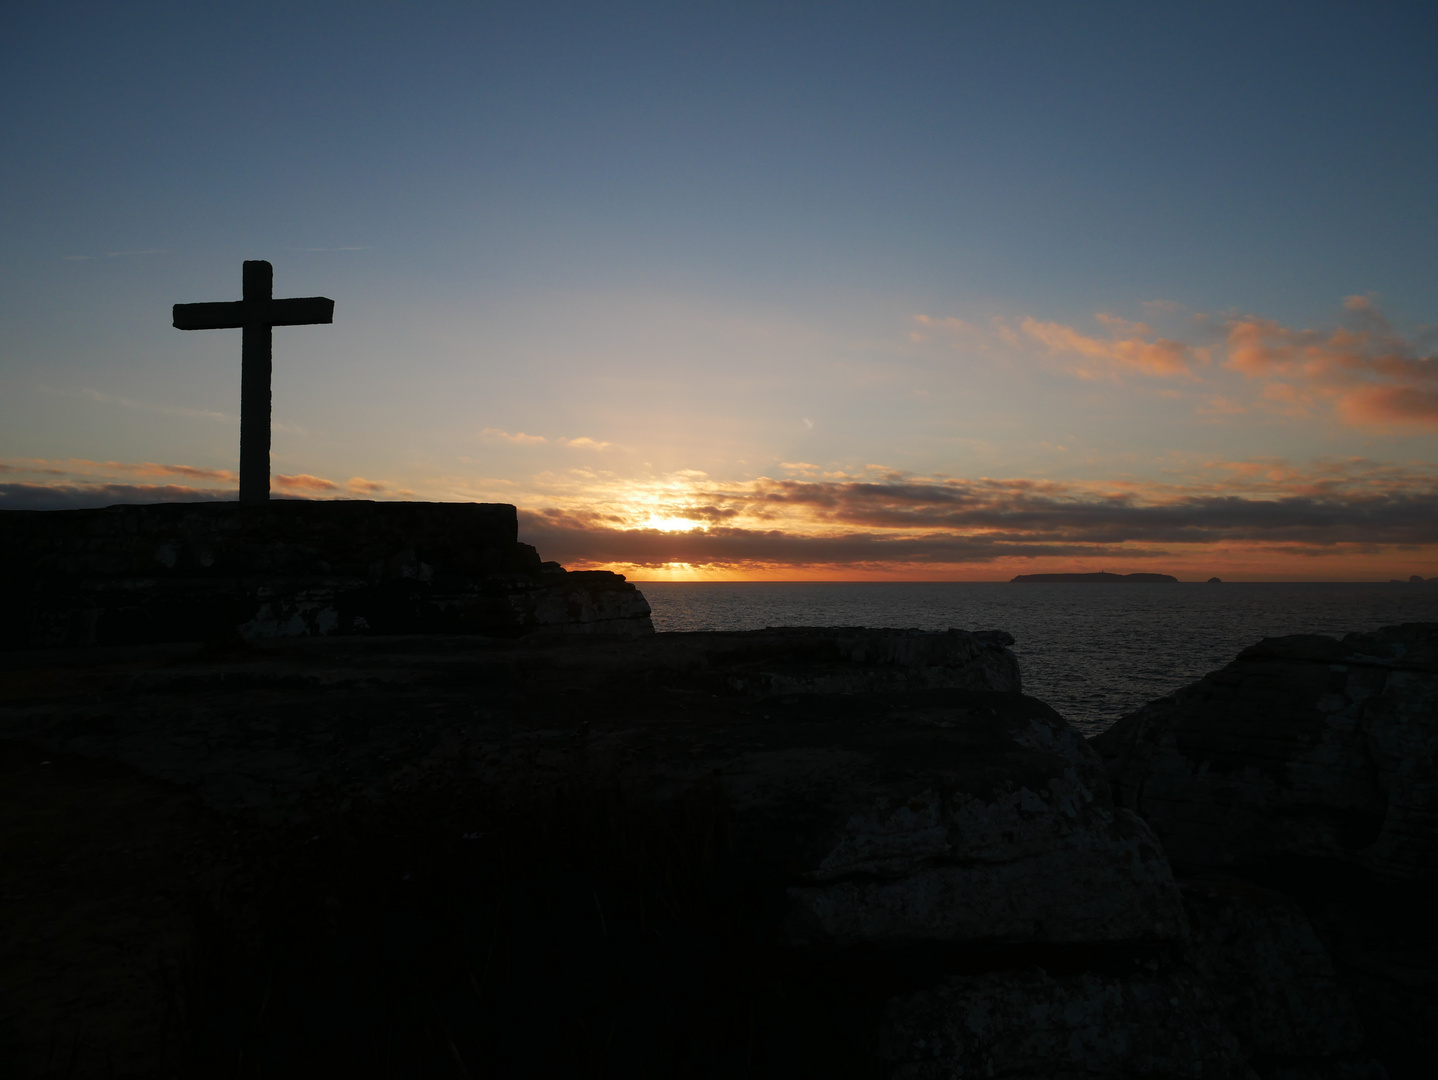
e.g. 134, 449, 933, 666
173, 261, 334, 504
241, 261, 274, 504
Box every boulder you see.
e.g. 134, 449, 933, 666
1092, 624, 1438, 1079
1093, 623, 1438, 880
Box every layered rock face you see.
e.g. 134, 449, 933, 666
4, 622, 1426, 1076
1095, 623, 1438, 1079
0, 500, 653, 647
0, 626, 1209, 1076
2, 628, 1176, 955
1095, 624, 1438, 881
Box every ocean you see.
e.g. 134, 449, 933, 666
637, 581, 1438, 736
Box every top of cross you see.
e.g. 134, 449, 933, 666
173, 260, 333, 331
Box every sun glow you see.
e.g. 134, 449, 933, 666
641, 515, 707, 533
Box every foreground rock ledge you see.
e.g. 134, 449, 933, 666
0, 626, 1200, 1076
0, 500, 653, 647
0, 627, 1176, 949
7, 624, 1417, 1077
1094, 623, 1438, 881
1095, 622, 1438, 1080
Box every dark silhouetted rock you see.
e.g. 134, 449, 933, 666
1094, 624, 1438, 1079
0, 500, 653, 646
1093, 624, 1438, 881
877, 967, 1251, 1080
0, 628, 1182, 951
1181, 877, 1386, 1078
547, 625, 1023, 697
12, 620, 1424, 1075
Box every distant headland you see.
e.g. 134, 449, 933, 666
1010, 571, 1179, 583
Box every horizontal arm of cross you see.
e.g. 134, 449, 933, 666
172, 297, 335, 330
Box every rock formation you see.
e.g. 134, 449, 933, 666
0, 500, 653, 647
1095, 622, 1438, 1079
1096, 624, 1438, 881
878, 968, 1250, 1079
0, 624, 1196, 1077
2, 546, 1432, 1077
1179, 876, 1377, 1075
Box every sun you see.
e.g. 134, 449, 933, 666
641, 516, 706, 533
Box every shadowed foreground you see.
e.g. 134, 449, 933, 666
5, 624, 1431, 1077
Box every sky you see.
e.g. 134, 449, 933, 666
2, 1, 1436, 580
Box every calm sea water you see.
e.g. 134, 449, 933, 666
637, 582, 1438, 735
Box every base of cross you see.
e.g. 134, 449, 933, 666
0, 500, 653, 648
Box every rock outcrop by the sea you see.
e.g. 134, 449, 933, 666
1094, 623, 1438, 880
1094, 623, 1438, 1079
4, 619, 1431, 1076
550, 625, 1024, 696
0, 625, 1198, 1075
0, 500, 654, 647
0, 628, 1181, 949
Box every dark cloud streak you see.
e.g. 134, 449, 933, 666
521, 473, 1438, 567
518, 514, 1135, 567
0, 483, 234, 511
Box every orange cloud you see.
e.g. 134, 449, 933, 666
346, 477, 387, 494
1224, 297, 1438, 426
1020, 316, 1204, 380
1196, 395, 1248, 416
1338, 385, 1438, 425
133, 462, 236, 481
274, 473, 338, 492
479, 429, 611, 449
5, 458, 237, 482
911, 314, 975, 343
481, 428, 547, 445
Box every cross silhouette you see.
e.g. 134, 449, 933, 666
173, 261, 334, 503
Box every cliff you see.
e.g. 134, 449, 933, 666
2, 500, 1431, 1076
1095, 623, 1438, 1078
0, 500, 653, 646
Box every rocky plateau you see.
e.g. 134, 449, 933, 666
1, 503, 1434, 1078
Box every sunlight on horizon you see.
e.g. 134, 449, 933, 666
639, 515, 708, 533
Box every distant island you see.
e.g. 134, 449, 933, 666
1010, 572, 1179, 583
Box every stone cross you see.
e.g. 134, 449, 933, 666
173, 261, 334, 504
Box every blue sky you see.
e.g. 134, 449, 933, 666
3, 2, 1436, 578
